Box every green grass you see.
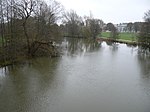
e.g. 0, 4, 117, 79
101, 32, 137, 42
101, 32, 111, 38
119, 32, 137, 41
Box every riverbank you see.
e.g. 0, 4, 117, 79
0, 41, 61, 67
101, 32, 137, 41
0, 54, 60, 68
97, 37, 150, 54
97, 37, 138, 46
98, 32, 139, 46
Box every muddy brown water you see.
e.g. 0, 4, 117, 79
0, 40, 150, 112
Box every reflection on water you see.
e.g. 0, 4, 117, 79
137, 54, 150, 97
0, 67, 7, 77
138, 55, 150, 78
0, 39, 150, 112
63, 38, 101, 56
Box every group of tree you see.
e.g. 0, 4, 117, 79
115, 10, 150, 51
0, 0, 63, 65
126, 22, 143, 33
138, 10, 150, 50
0, 0, 150, 66
61, 10, 104, 39
105, 23, 119, 39
0, 0, 106, 66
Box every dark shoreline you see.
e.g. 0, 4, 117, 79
1, 38, 149, 67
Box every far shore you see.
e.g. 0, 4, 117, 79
96, 37, 138, 46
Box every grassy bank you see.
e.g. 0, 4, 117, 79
101, 32, 137, 42
97, 32, 139, 46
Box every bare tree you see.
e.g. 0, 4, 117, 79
106, 23, 119, 39
110, 27, 119, 40
106, 23, 114, 31
86, 19, 103, 39
144, 10, 150, 22
0, 0, 5, 48
32, 0, 63, 42
0, 0, 64, 66
139, 10, 150, 49
133, 22, 142, 33
63, 10, 83, 37
13, 0, 37, 55
127, 22, 133, 32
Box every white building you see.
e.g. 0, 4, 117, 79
115, 23, 128, 32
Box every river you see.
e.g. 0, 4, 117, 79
0, 39, 150, 112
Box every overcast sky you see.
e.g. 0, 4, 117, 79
47, 0, 150, 24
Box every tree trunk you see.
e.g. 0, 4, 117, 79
23, 20, 30, 56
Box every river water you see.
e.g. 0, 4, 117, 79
0, 39, 150, 112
